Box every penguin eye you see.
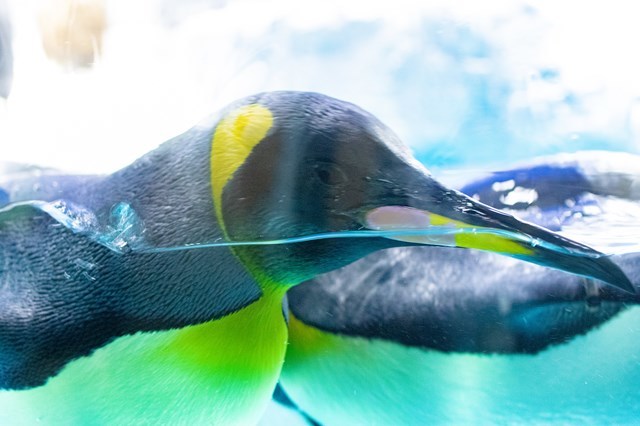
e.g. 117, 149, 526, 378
313, 162, 348, 186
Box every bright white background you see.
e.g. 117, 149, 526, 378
1, 0, 639, 174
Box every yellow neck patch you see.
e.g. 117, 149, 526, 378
211, 103, 274, 233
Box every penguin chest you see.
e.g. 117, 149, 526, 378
0, 292, 288, 425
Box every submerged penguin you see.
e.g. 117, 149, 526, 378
0, 92, 632, 424
279, 151, 640, 425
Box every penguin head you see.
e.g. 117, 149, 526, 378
213, 92, 423, 236
211, 91, 632, 290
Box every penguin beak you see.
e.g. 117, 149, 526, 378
361, 169, 634, 293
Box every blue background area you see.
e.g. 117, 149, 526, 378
218, 9, 639, 171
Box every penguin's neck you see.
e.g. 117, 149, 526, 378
0, 286, 289, 425
99, 126, 226, 249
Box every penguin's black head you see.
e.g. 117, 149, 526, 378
216, 92, 425, 236
212, 91, 632, 291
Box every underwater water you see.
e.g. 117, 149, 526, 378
0, 1, 639, 425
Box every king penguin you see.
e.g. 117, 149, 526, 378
279, 151, 640, 425
0, 92, 632, 425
